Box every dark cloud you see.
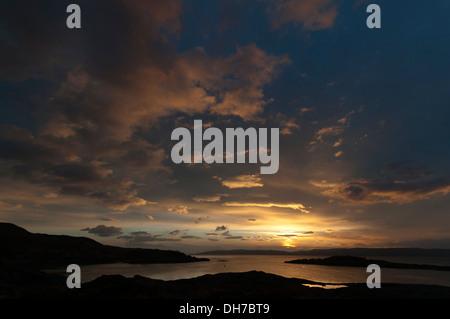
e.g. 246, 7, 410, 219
319, 174, 450, 204
215, 225, 227, 232
50, 163, 111, 183
340, 184, 367, 202
194, 217, 208, 224
0, 0, 289, 213
168, 229, 188, 236
81, 225, 123, 237
381, 160, 432, 179
181, 235, 202, 239
118, 231, 182, 245
130, 231, 148, 236
224, 236, 243, 240
99, 218, 118, 222
268, 0, 339, 31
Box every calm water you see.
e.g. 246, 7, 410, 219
59, 254, 450, 287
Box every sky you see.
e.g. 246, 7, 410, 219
1, 0, 450, 254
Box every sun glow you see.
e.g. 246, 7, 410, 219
282, 238, 296, 248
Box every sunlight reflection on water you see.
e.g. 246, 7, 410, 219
302, 284, 348, 289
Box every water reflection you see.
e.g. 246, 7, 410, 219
54, 254, 450, 287
302, 284, 348, 289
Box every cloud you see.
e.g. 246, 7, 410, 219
99, 218, 118, 222
275, 113, 300, 135
221, 174, 264, 189
0, 124, 157, 211
193, 216, 208, 224
334, 151, 344, 158
224, 236, 243, 240
299, 107, 314, 114
0, 1, 290, 214
0, 201, 23, 210
168, 205, 189, 214
248, 218, 257, 222
168, 229, 189, 236
333, 138, 343, 147
313, 110, 358, 144
81, 225, 123, 237
215, 225, 228, 232
193, 195, 221, 202
268, 0, 339, 31
316, 125, 345, 138
381, 160, 431, 179
118, 231, 181, 245
43, 193, 59, 199
223, 202, 310, 213
207, 44, 291, 120
89, 189, 149, 211
312, 175, 450, 204
181, 235, 202, 239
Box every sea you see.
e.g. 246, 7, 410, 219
62, 254, 450, 287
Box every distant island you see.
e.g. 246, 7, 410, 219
0, 222, 208, 269
285, 255, 450, 271
197, 248, 450, 257
196, 249, 292, 255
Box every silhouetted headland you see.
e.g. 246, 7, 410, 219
286, 255, 450, 271
0, 222, 208, 269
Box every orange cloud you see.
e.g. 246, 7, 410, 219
221, 175, 264, 189
222, 201, 310, 213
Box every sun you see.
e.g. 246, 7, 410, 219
282, 238, 296, 248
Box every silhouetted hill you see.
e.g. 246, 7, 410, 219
286, 255, 450, 271
0, 222, 208, 269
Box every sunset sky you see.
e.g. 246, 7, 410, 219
1, 0, 449, 253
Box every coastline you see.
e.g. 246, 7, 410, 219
3, 268, 450, 299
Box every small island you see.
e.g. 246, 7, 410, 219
285, 255, 450, 271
